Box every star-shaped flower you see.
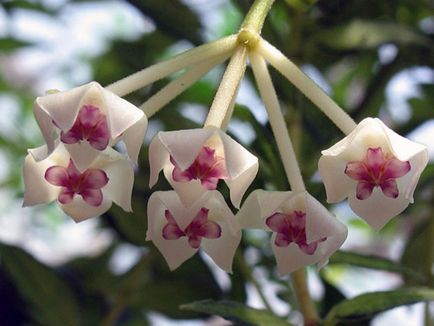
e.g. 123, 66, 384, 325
319, 117, 428, 229
23, 143, 134, 222
33, 81, 148, 170
236, 190, 347, 275
146, 190, 241, 272
148, 127, 258, 208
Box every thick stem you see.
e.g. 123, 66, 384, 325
140, 54, 230, 118
105, 35, 237, 97
204, 46, 247, 128
257, 38, 357, 135
241, 0, 275, 34
292, 269, 320, 326
249, 51, 305, 192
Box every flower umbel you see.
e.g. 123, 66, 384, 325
344, 147, 411, 200
319, 117, 428, 230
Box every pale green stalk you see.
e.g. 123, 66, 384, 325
204, 46, 247, 128
140, 54, 230, 118
249, 51, 305, 192
241, 0, 275, 33
257, 38, 357, 135
106, 35, 237, 97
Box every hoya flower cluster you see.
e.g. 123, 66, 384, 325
24, 24, 428, 275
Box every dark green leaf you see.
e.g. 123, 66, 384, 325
323, 287, 434, 325
0, 243, 80, 326
0, 38, 31, 52
329, 250, 426, 282
181, 299, 293, 326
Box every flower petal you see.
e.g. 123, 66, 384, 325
60, 195, 112, 223
44, 165, 69, 187
120, 115, 148, 165
356, 181, 374, 200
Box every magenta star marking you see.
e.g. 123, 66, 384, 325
171, 146, 228, 190
266, 210, 323, 255
162, 208, 222, 248
60, 105, 110, 150
345, 147, 411, 200
45, 159, 109, 206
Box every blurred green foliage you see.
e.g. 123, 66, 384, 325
0, 0, 433, 325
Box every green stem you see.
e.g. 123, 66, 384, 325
204, 46, 247, 128
241, 0, 275, 34
105, 35, 237, 97
235, 250, 274, 313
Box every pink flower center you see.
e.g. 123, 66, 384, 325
344, 147, 411, 200
170, 146, 228, 190
266, 210, 324, 255
60, 105, 110, 150
162, 208, 222, 249
45, 159, 109, 206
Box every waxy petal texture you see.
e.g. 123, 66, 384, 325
319, 118, 428, 230
146, 190, 241, 272
23, 143, 134, 222
149, 127, 258, 208
236, 190, 347, 275
33, 82, 148, 170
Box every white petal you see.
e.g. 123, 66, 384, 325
348, 187, 410, 230
64, 142, 101, 172
60, 196, 112, 223
120, 115, 148, 165
219, 130, 258, 208
237, 190, 293, 229
164, 165, 206, 208
146, 191, 197, 270
23, 146, 60, 206
101, 86, 145, 140
200, 191, 241, 272
304, 192, 348, 243
318, 155, 355, 203
272, 237, 319, 275
95, 149, 134, 212
35, 82, 92, 131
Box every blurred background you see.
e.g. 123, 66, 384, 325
0, 0, 433, 325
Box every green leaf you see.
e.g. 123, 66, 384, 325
323, 287, 434, 325
315, 19, 428, 50
0, 243, 80, 326
126, 0, 203, 45
181, 300, 293, 326
329, 250, 426, 282
0, 38, 31, 52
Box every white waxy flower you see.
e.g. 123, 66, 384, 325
236, 190, 347, 275
33, 81, 148, 170
23, 143, 134, 222
146, 190, 241, 272
148, 127, 258, 208
319, 117, 429, 230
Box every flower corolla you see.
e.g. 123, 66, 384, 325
33, 82, 148, 170
319, 117, 428, 230
146, 190, 241, 272
23, 143, 134, 222
236, 190, 347, 275
148, 127, 258, 208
